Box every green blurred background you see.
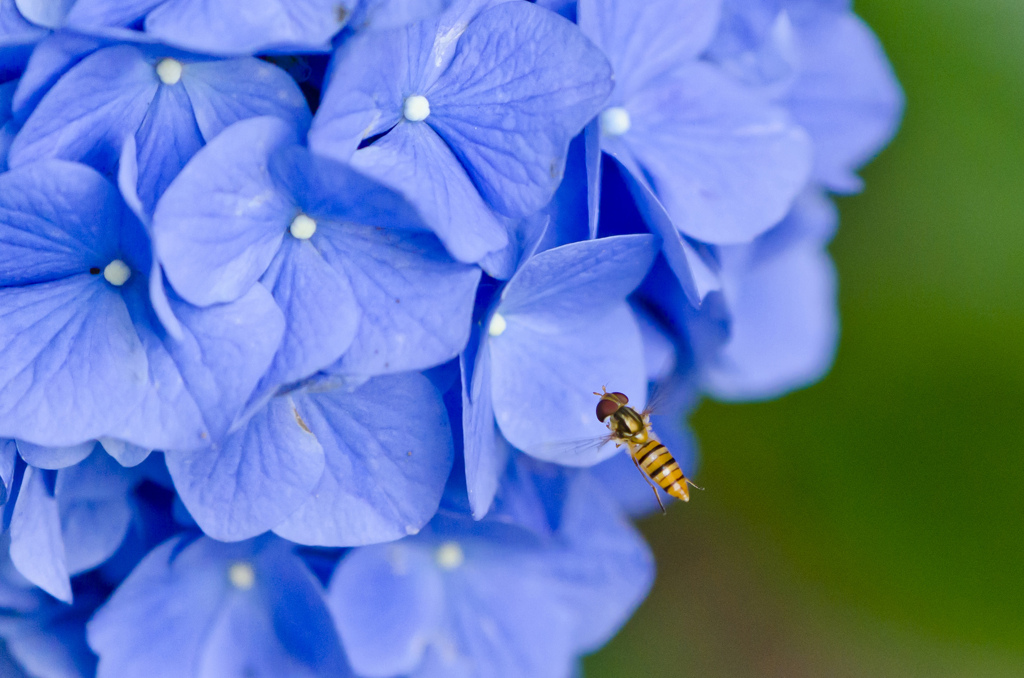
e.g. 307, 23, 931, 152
586, 0, 1024, 675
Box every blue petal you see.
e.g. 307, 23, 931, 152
427, 1, 613, 217
16, 441, 94, 469
9, 467, 71, 603
704, 222, 838, 401
257, 237, 360, 394
317, 220, 481, 377
180, 57, 311, 142
352, 0, 452, 28
584, 122, 602, 239
460, 347, 509, 520
144, 0, 352, 55
351, 121, 508, 264
0, 590, 100, 678
489, 304, 648, 464
152, 116, 300, 306
534, 132, 589, 251
8, 45, 158, 174
10, 32, 100, 124
0, 439, 14, 505
351, 0, 452, 29
478, 212, 548, 282
497, 234, 658, 327
331, 471, 652, 678
308, 40, 401, 162
55, 449, 133, 575
273, 143, 480, 377
785, 13, 904, 193
578, 0, 721, 96
272, 144, 429, 230
161, 285, 285, 441
165, 395, 324, 542
88, 536, 248, 678
132, 79, 204, 216
0, 160, 120, 286
309, 0, 506, 159
546, 472, 654, 652
116, 135, 149, 225
0, 0, 47, 48
274, 372, 454, 546
327, 544, 445, 676
0, 277, 150, 447
108, 282, 214, 452
635, 306, 677, 382
195, 542, 349, 677
98, 438, 151, 468
88, 536, 347, 678
63, 0, 164, 29
13, 0, 70, 29
606, 61, 812, 244
609, 155, 721, 305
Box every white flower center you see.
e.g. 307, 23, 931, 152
290, 214, 317, 240
156, 58, 183, 86
487, 312, 507, 337
403, 95, 431, 122
103, 260, 131, 287
600, 107, 631, 137
435, 541, 465, 570
228, 562, 256, 590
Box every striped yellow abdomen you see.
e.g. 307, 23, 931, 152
632, 438, 691, 502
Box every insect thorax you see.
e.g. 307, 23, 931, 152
610, 406, 647, 441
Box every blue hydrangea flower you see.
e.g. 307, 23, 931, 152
0, 0, 903, 674
708, 0, 904, 193
461, 233, 656, 517
144, 0, 454, 56
697, 191, 840, 400
0, 160, 283, 450
7, 447, 134, 602
0, 558, 101, 678
87, 534, 348, 678
329, 467, 653, 678
3, 0, 154, 33
152, 116, 480, 390
166, 371, 455, 545
579, 0, 813, 251
310, 0, 613, 267
8, 44, 311, 214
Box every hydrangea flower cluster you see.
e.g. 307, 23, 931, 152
0, 0, 901, 675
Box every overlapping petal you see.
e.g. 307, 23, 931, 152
0, 161, 283, 450
87, 536, 348, 678
605, 61, 812, 244
329, 470, 653, 678
165, 395, 324, 542
275, 372, 454, 546
144, 0, 354, 56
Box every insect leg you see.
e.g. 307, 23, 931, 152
627, 446, 666, 514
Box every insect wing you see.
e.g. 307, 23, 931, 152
537, 432, 617, 466
640, 382, 668, 419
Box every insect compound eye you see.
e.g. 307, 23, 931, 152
610, 392, 629, 405
596, 398, 620, 422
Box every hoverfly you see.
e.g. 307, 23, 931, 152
595, 387, 701, 513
